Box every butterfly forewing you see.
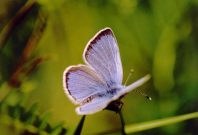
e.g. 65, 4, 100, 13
63, 65, 108, 104
83, 28, 123, 87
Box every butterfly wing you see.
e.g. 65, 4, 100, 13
83, 28, 123, 87
76, 97, 111, 115
63, 64, 108, 105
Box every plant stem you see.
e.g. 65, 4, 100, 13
119, 111, 126, 135
125, 111, 198, 134
74, 115, 86, 135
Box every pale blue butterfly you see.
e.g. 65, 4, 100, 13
63, 28, 150, 115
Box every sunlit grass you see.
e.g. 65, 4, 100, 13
125, 112, 198, 133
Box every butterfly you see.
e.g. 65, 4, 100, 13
63, 28, 150, 115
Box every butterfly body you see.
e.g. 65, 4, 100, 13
63, 28, 150, 115
80, 86, 123, 105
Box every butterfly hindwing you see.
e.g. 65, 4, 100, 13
76, 95, 111, 115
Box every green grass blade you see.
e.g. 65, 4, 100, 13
125, 112, 198, 133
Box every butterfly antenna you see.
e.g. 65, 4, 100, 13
136, 89, 152, 101
124, 69, 134, 86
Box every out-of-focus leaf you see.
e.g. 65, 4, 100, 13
0, 0, 47, 87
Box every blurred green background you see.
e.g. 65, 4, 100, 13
0, 0, 198, 134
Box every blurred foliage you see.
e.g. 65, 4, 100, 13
0, 0, 67, 134
0, 0, 198, 135
0, 86, 67, 135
